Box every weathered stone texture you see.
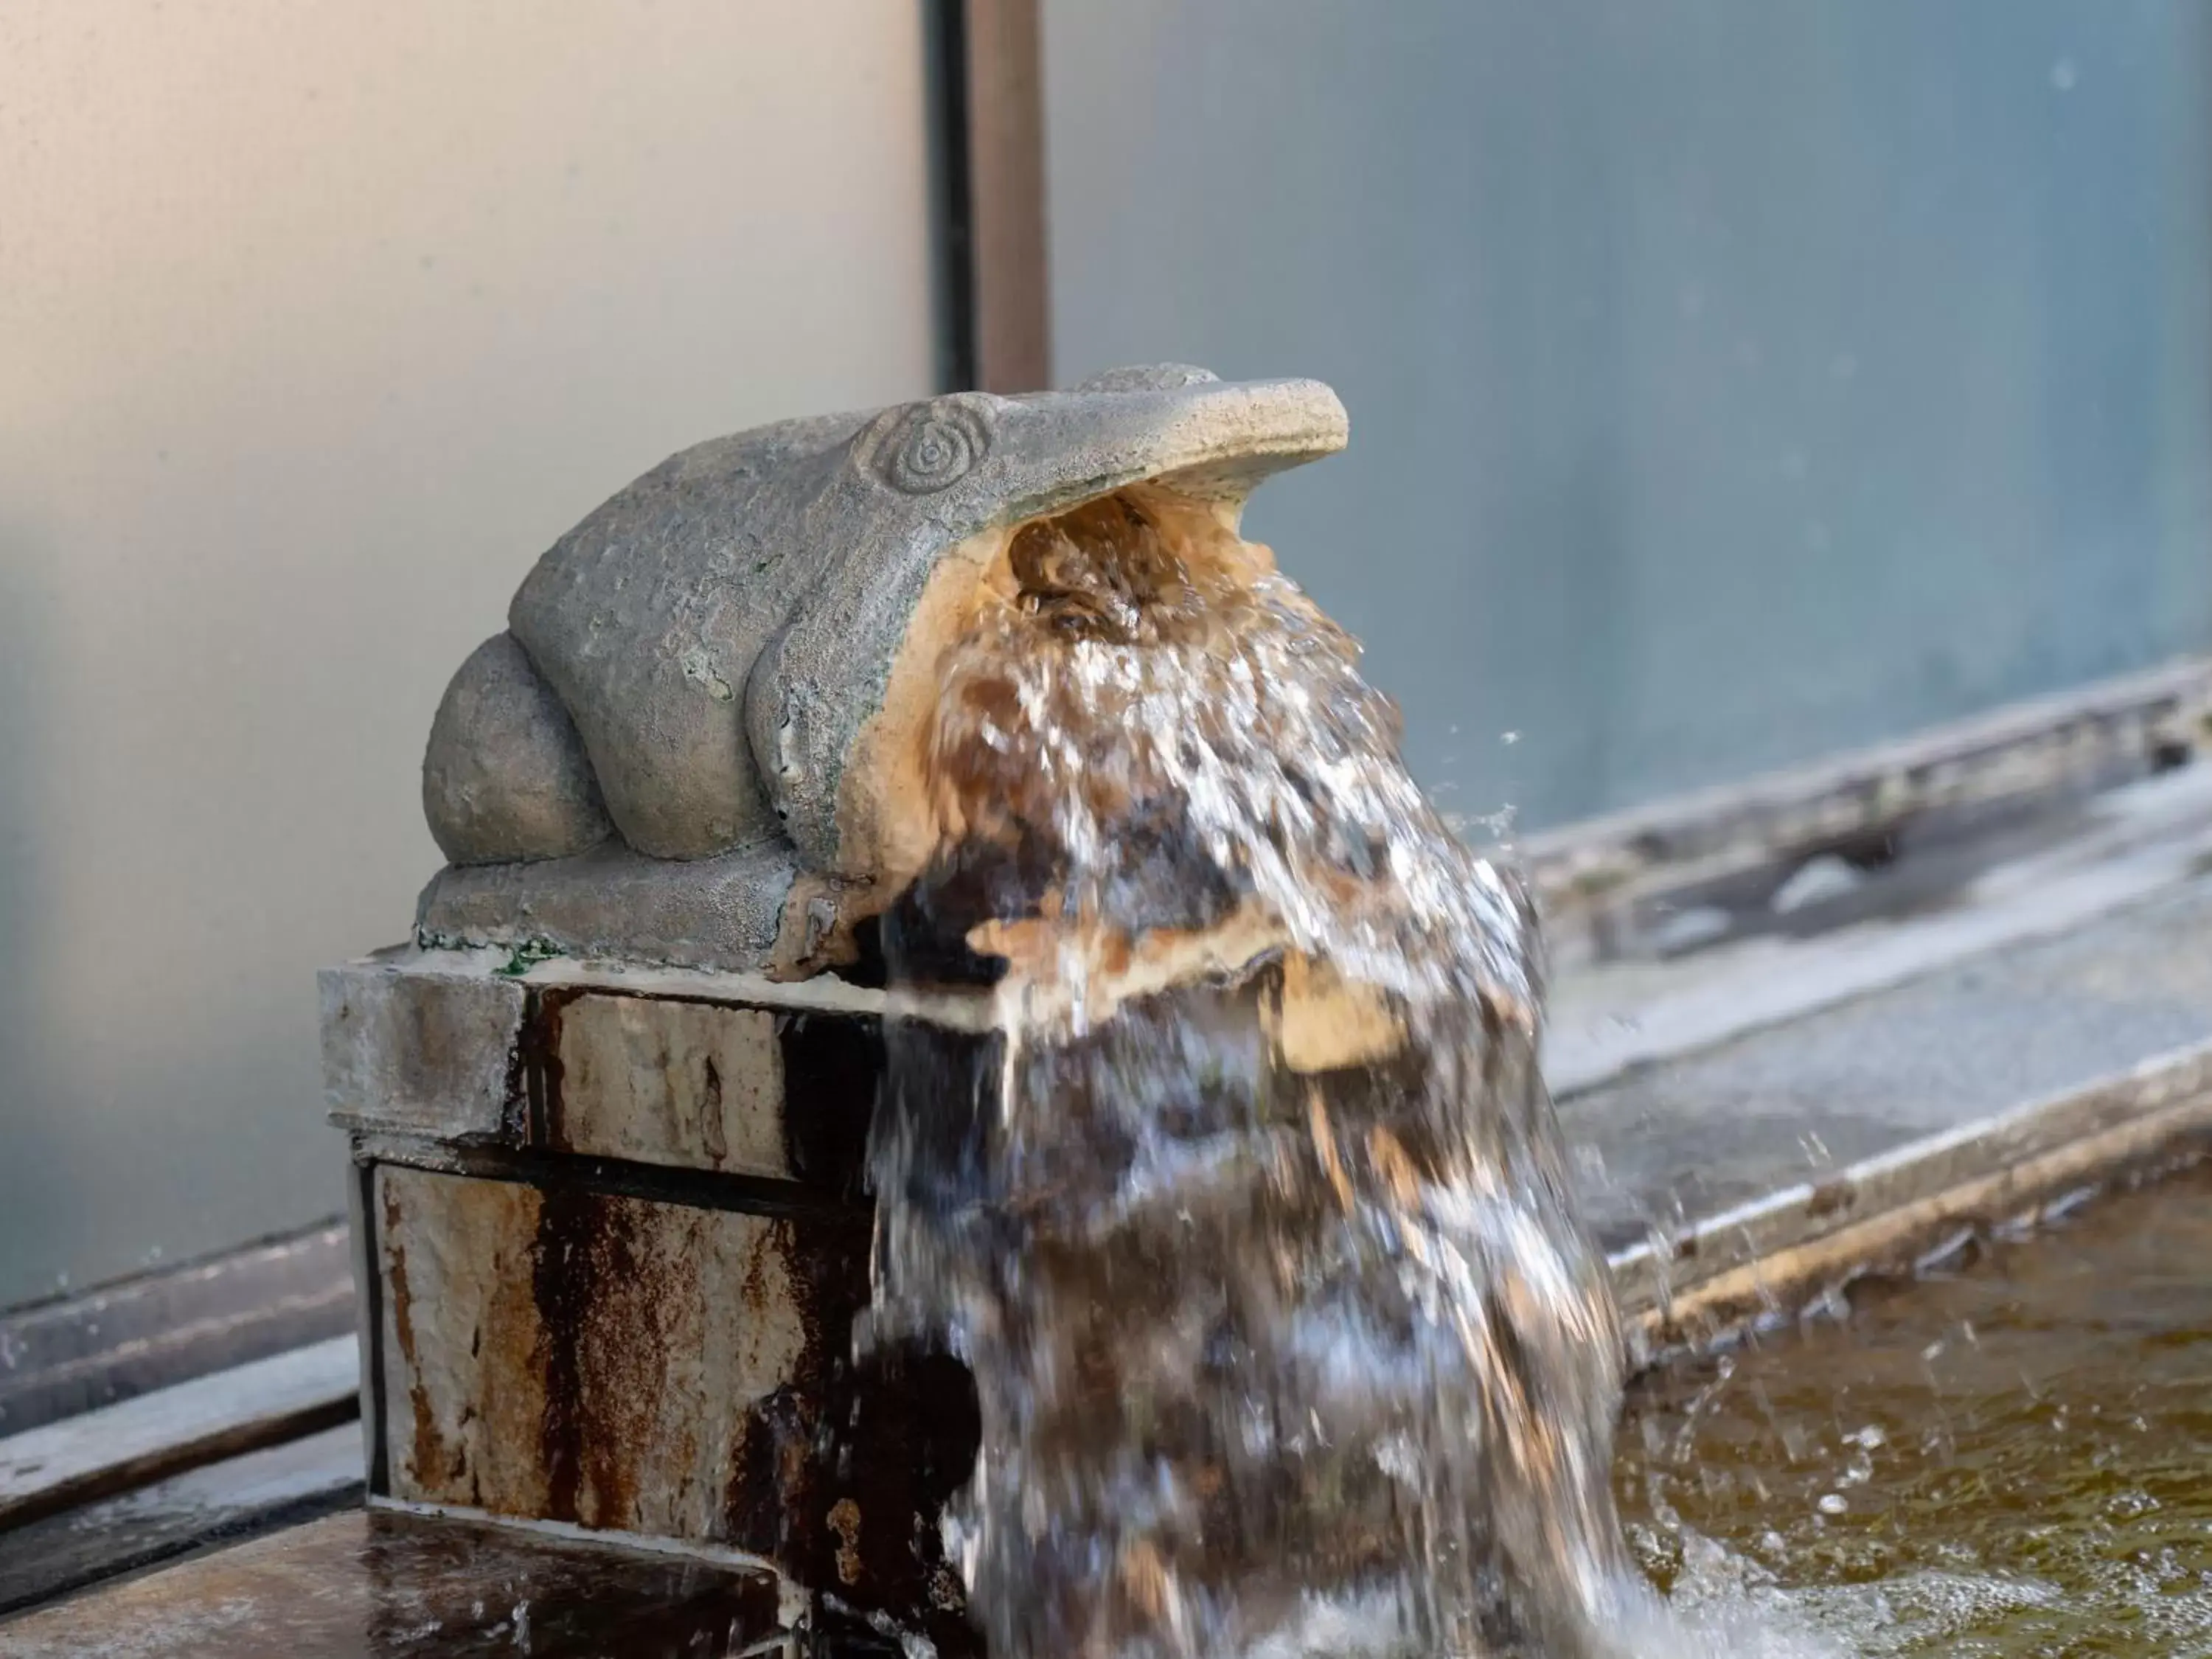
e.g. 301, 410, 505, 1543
422, 632, 613, 866
374, 1165, 816, 1540
414, 839, 799, 975
325, 956, 888, 1197
319, 961, 524, 1141
550, 995, 789, 1177
417, 369, 1348, 972
0, 1509, 787, 1658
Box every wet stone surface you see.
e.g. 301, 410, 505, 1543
1563, 877, 2212, 1254
0, 1509, 785, 1658
1615, 1161, 2212, 1655
366, 1163, 975, 1640
327, 970, 886, 1200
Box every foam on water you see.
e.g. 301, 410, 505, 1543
859, 487, 1788, 1658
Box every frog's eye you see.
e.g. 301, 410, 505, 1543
859, 397, 995, 494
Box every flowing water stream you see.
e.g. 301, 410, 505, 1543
858, 487, 1792, 1658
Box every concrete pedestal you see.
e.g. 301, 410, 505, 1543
320, 947, 990, 1648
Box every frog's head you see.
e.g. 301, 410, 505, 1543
420, 365, 1346, 973
747, 366, 1347, 883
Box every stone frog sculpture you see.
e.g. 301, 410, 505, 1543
417, 365, 1348, 978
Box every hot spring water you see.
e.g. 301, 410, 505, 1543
1618, 1164, 2212, 1657
849, 483, 2202, 1658
858, 487, 1767, 1658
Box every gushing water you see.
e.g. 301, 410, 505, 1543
861, 488, 1761, 1657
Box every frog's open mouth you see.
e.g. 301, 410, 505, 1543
851, 472, 1398, 1046
840, 473, 1321, 912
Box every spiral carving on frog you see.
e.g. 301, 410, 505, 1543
875, 399, 991, 493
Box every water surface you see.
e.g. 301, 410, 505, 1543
1617, 1163, 2212, 1655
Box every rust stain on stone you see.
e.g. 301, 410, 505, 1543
530, 1183, 597, 1524
721, 1206, 982, 1645
775, 1008, 883, 1197
378, 1179, 448, 1494
527, 1183, 690, 1533
373, 1139, 979, 1641
700, 1053, 730, 1164
573, 1196, 658, 1531
720, 1221, 827, 1562
515, 984, 579, 1147
1806, 1176, 1857, 1219
828, 1496, 865, 1585
722, 1383, 818, 1559
723, 1221, 844, 1579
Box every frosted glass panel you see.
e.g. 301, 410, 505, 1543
1044, 0, 2212, 831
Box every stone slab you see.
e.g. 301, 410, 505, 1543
1564, 873, 2212, 1247
551, 995, 792, 1176
1610, 1043, 2212, 1354
0, 1509, 789, 1659
0, 1337, 359, 1530
1547, 760, 2212, 1095
414, 839, 803, 977
324, 959, 903, 1197
1564, 875, 2212, 1349
1524, 653, 2212, 970
0, 1222, 353, 1436
0, 1424, 363, 1617
364, 1164, 971, 1630
544, 994, 884, 1192
321, 956, 527, 1142
373, 1165, 811, 1537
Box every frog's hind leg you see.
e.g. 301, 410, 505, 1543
422, 632, 613, 866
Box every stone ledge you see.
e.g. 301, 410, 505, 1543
1568, 876, 2212, 1355
320, 951, 977, 1196
1525, 653, 2212, 969
347, 1155, 971, 1638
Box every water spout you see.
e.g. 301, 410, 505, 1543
866, 481, 1666, 1658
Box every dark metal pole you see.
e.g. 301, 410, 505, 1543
931, 0, 1051, 394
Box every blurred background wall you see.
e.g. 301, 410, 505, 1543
4, 0, 2211, 1306
0, 0, 943, 1307
1046, 0, 2212, 831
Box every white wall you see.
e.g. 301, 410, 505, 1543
0, 1, 943, 1306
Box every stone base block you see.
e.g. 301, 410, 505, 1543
323, 947, 987, 1648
